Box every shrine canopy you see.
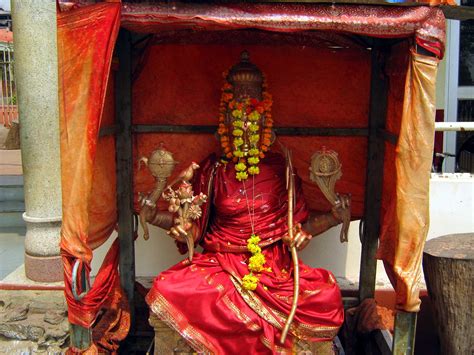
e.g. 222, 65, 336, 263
58, 1, 444, 351
121, 2, 446, 56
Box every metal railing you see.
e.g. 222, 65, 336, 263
434, 122, 474, 173
0, 42, 17, 128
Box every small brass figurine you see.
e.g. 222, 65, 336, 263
309, 147, 351, 242
138, 145, 178, 240
139, 147, 206, 262
162, 166, 207, 262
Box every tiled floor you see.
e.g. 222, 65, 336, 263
0, 226, 25, 280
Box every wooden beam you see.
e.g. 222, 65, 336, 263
441, 5, 474, 21
342, 296, 359, 309
70, 324, 92, 351
115, 29, 136, 326
378, 128, 398, 145
358, 43, 389, 301
392, 311, 417, 355
132, 124, 369, 137
373, 329, 393, 355
99, 124, 119, 137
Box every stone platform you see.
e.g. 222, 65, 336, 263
0, 289, 68, 354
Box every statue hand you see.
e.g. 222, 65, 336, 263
168, 221, 197, 244
282, 223, 313, 251
331, 193, 351, 224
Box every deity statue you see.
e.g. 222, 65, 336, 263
143, 51, 351, 354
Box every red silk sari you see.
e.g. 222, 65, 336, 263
146, 153, 343, 353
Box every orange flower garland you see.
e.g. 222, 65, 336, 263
217, 72, 274, 180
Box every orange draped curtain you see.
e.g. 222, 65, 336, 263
58, 2, 128, 353
378, 51, 439, 312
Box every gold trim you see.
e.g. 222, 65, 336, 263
221, 294, 261, 332
260, 335, 291, 354
230, 275, 284, 330
231, 275, 340, 340
273, 308, 340, 340
149, 292, 218, 354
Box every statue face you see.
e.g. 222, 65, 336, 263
217, 51, 273, 181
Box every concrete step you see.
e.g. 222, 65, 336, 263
0, 211, 24, 228
0, 176, 25, 228
0, 175, 23, 186
0, 185, 24, 201
0, 200, 24, 213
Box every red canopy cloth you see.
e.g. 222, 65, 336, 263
57, 4, 443, 351
121, 3, 446, 57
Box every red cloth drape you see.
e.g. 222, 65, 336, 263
120, 3, 446, 58
58, 2, 128, 351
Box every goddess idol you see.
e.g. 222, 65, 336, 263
144, 52, 350, 354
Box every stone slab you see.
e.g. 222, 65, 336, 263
1, 265, 64, 290
0, 289, 67, 354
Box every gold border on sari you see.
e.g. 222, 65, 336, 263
221, 294, 262, 332
148, 291, 218, 354
231, 275, 340, 341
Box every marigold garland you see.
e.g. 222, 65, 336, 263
217, 71, 274, 181
217, 70, 274, 290
242, 234, 268, 291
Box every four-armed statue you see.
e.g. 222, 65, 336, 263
140, 51, 351, 354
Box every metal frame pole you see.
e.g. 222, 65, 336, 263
115, 29, 136, 327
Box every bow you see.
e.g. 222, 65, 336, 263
280, 146, 299, 344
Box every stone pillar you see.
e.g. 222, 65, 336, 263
11, 0, 62, 282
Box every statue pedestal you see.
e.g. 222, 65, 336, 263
148, 313, 195, 355
149, 313, 337, 354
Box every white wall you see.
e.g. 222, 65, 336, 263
91, 174, 473, 285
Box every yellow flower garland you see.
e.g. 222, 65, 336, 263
216, 71, 274, 290
217, 71, 274, 182
242, 234, 268, 291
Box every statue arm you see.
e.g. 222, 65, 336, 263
302, 210, 340, 237
284, 187, 350, 251
147, 209, 174, 231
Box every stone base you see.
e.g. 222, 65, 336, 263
0, 289, 68, 353
24, 253, 63, 282
149, 313, 336, 354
